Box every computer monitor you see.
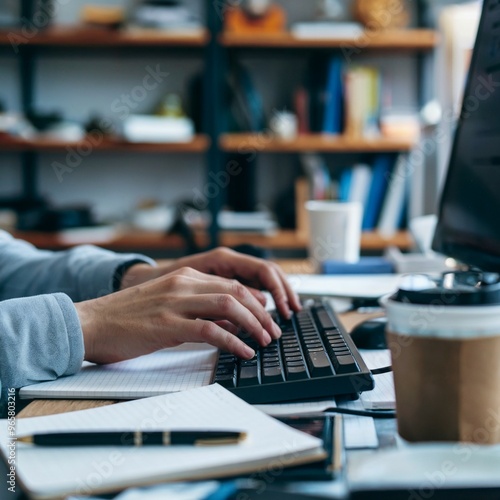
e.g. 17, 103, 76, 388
432, 0, 500, 272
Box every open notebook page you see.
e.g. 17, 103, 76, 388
19, 343, 218, 400
1, 385, 324, 499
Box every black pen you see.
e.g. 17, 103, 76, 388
18, 430, 247, 447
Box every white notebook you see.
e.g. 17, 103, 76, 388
19, 343, 218, 400
1, 384, 325, 499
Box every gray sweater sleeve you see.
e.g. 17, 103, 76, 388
0, 293, 83, 389
0, 230, 156, 408
0, 230, 155, 301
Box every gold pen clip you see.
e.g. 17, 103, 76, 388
195, 433, 247, 446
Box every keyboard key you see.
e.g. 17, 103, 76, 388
262, 365, 284, 384
333, 355, 359, 374
214, 374, 235, 388
239, 365, 259, 386
285, 363, 308, 381
263, 356, 279, 362
306, 350, 332, 377
316, 308, 336, 330
285, 355, 304, 363
283, 347, 301, 355
307, 347, 325, 353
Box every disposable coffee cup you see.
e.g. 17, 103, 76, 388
383, 273, 500, 444
305, 201, 362, 271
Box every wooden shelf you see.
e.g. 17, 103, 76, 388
11, 229, 413, 252
0, 26, 210, 47
0, 135, 210, 154
219, 29, 438, 50
220, 230, 413, 251
220, 133, 416, 153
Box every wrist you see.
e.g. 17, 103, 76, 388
75, 300, 99, 362
117, 262, 156, 290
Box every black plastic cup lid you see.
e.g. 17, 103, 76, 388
390, 271, 500, 306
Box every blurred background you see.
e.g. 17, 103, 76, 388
0, 0, 481, 258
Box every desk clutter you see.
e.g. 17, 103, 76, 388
1, 385, 326, 499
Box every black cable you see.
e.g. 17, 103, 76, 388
323, 407, 396, 419
371, 365, 393, 375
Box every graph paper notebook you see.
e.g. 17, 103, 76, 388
0, 385, 325, 499
19, 343, 218, 400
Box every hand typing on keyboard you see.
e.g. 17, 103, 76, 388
214, 300, 375, 404
75, 248, 301, 365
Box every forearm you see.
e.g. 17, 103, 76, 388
0, 230, 155, 301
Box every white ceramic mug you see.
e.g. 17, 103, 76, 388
305, 200, 362, 269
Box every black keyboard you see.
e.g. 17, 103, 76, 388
213, 299, 374, 404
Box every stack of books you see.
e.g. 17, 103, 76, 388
339, 154, 409, 235
295, 57, 400, 140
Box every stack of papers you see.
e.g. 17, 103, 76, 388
1, 385, 325, 499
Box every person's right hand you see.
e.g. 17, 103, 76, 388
74, 267, 281, 365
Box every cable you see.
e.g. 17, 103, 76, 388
323, 407, 396, 419
371, 365, 393, 375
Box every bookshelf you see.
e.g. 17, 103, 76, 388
219, 29, 438, 50
0, 135, 210, 153
0, 26, 210, 47
11, 228, 413, 252
219, 133, 416, 153
1, 1, 438, 256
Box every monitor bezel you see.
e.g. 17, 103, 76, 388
432, 0, 500, 272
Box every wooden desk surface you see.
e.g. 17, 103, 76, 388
18, 260, 383, 419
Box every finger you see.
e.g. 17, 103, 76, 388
255, 264, 294, 319
245, 286, 267, 307
183, 319, 255, 359
214, 320, 239, 336
209, 252, 296, 319
175, 277, 281, 340
273, 264, 302, 312
179, 294, 273, 347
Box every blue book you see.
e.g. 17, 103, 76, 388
321, 257, 395, 275
322, 57, 343, 134
362, 155, 394, 230
339, 169, 353, 202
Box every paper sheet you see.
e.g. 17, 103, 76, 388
288, 274, 404, 299
19, 343, 218, 400
349, 445, 500, 490
1, 385, 324, 499
358, 350, 396, 410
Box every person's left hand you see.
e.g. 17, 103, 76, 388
120, 247, 301, 319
